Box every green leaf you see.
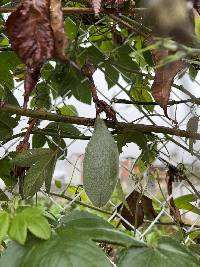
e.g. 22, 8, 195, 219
0, 241, 28, 267
24, 154, 56, 197
58, 211, 144, 248
0, 52, 20, 86
0, 211, 9, 243
19, 238, 113, 267
116, 44, 139, 70
1, 211, 145, 267
55, 180, 62, 188
0, 112, 18, 141
12, 148, 57, 197
45, 122, 81, 137
83, 117, 119, 207
12, 148, 53, 167
189, 65, 198, 80
119, 236, 200, 267
22, 208, 51, 240
64, 18, 78, 40
8, 214, 27, 245
50, 64, 91, 104
1, 85, 19, 106
116, 132, 147, 154
174, 194, 197, 205
195, 14, 200, 41
0, 189, 9, 201
84, 46, 105, 65
32, 134, 46, 148
103, 63, 119, 89
59, 105, 78, 116
0, 158, 17, 189
174, 194, 200, 215
30, 82, 51, 109
71, 78, 91, 105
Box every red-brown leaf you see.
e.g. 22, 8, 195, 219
50, 0, 67, 60
121, 190, 144, 230
121, 190, 157, 230
151, 49, 186, 114
167, 165, 181, 222
6, 0, 54, 69
6, 0, 55, 108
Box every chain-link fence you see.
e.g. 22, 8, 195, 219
1, 2, 200, 246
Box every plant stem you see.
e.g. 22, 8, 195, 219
1, 102, 200, 140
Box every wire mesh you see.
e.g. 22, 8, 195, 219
0, 5, 200, 244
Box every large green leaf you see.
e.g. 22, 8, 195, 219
0, 241, 28, 267
83, 117, 119, 207
58, 211, 144, 247
19, 238, 112, 267
1, 211, 143, 267
119, 236, 200, 267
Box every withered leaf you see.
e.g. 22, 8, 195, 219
50, 0, 67, 60
167, 165, 181, 222
151, 49, 186, 115
141, 194, 157, 220
121, 190, 156, 230
6, 0, 54, 69
6, 0, 55, 108
121, 190, 144, 230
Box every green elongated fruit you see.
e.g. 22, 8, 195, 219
83, 116, 119, 207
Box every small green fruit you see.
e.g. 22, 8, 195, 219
83, 117, 119, 207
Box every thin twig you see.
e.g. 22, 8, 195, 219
109, 14, 148, 37
112, 98, 200, 106
0, 6, 146, 14
50, 192, 112, 215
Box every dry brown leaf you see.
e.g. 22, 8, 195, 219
167, 165, 181, 222
6, 0, 55, 108
121, 191, 144, 230
121, 190, 156, 230
6, 0, 54, 69
6, 0, 67, 108
151, 49, 186, 115
141, 194, 157, 220
50, 0, 67, 60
